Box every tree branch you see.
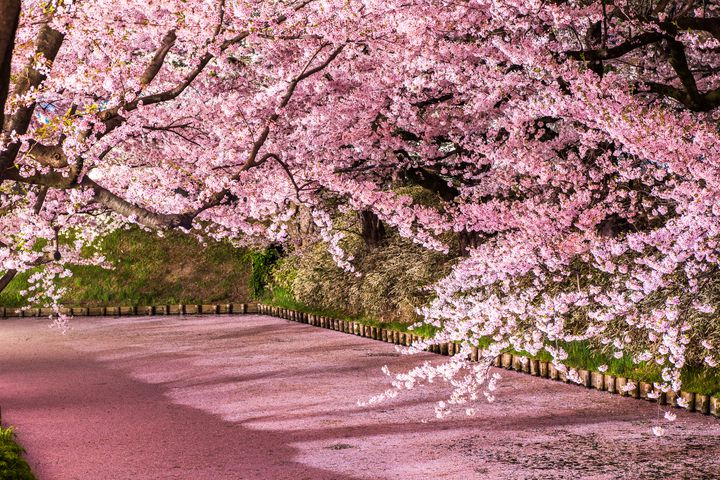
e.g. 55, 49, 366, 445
0, 268, 16, 294
245, 44, 345, 169
97, 0, 316, 137
666, 17, 720, 41
139, 29, 177, 87
643, 81, 720, 111
566, 32, 664, 61
0, 0, 20, 131
411, 93, 454, 109
665, 36, 703, 107
3, 1, 327, 232
80, 177, 192, 229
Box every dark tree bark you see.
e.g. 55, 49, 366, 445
1, 13, 65, 177
82, 177, 193, 229
0, 268, 16, 294
458, 230, 483, 257
0, 0, 20, 130
359, 210, 386, 248
597, 213, 632, 238
404, 167, 459, 201
403, 167, 484, 256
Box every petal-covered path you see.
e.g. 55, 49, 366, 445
1, 315, 719, 480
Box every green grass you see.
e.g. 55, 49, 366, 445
528, 342, 643, 377
571, 345, 720, 396
526, 342, 720, 395
245, 247, 282, 298
0, 227, 251, 308
0, 426, 35, 480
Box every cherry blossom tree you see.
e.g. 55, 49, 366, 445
1, 0, 719, 429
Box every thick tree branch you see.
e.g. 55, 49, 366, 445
635, 34, 720, 111
21, 142, 69, 168
567, 20, 720, 111
665, 37, 703, 107
411, 93, 454, 109
139, 29, 177, 87
566, 32, 664, 61
665, 17, 720, 41
33, 185, 48, 214
80, 177, 192, 229
2, 1, 332, 233
0, 268, 16, 293
6, 166, 195, 229
2, 22, 64, 136
3, 165, 73, 187
0, 0, 20, 130
644, 81, 720, 111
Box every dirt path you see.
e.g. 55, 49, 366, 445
1, 315, 719, 479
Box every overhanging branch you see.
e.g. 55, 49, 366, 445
80, 177, 192, 229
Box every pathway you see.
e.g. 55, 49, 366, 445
1, 315, 719, 479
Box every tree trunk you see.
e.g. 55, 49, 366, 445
0, 268, 17, 295
359, 210, 386, 248
0, 0, 20, 129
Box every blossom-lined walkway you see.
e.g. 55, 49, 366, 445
1, 315, 719, 480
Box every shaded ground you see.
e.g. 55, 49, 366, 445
1, 315, 719, 479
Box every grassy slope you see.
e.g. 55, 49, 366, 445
0, 427, 35, 480
0, 228, 250, 308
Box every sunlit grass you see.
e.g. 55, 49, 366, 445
0, 228, 250, 308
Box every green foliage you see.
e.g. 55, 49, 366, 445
682, 367, 720, 396
0, 271, 30, 308
271, 235, 453, 324
245, 246, 282, 298
0, 427, 35, 480
0, 227, 251, 307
